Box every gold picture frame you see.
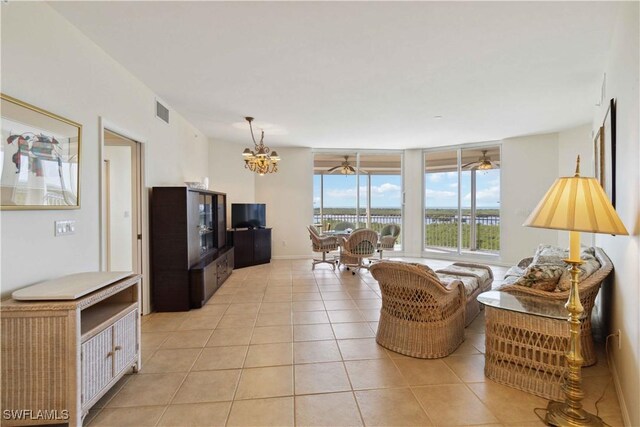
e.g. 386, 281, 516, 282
1, 94, 82, 209
594, 126, 604, 188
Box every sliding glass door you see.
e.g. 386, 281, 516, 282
424, 146, 500, 255
313, 152, 403, 249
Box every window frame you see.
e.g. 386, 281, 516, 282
422, 142, 502, 259
313, 149, 405, 251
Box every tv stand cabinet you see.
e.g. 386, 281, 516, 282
228, 228, 271, 268
1, 272, 141, 427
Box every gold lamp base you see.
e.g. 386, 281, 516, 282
544, 255, 604, 427
545, 400, 604, 427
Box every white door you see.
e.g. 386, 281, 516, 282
104, 131, 142, 274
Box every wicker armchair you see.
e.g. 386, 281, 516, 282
369, 261, 465, 358
307, 226, 340, 270
497, 247, 613, 367
377, 224, 400, 259
338, 228, 378, 274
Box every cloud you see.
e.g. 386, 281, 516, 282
449, 182, 458, 188
463, 185, 500, 201
428, 174, 443, 183
426, 189, 457, 198
326, 188, 357, 199
370, 183, 401, 194
477, 185, 501, 200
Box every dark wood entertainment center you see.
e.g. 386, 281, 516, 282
227, 228, 272, 268
151, 187, 234, 311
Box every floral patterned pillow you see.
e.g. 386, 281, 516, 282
532, 244, 567, 266
556, 257, 601, 291
513, 264, 565, 291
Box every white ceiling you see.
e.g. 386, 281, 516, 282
50, 1, 619, 149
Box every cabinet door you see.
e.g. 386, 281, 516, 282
113, 309, 139, 376
232, 230, 254, 268
81, 328, 113, 406
216, 195, 226, 248
254, 229, 272, 263
187, 190, 202, 266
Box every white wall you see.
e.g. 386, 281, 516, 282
500, 133, 560, 265
593, 3, 639, 425
557, 123, 595, 248
402, 149, 425, 257
208, 138, 256, 224
254, 147, 314, 258
249, 138, 564, 266
0, 3, 208, 298
104, 145, 132, 271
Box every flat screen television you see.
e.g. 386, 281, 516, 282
231, 203, 266, 229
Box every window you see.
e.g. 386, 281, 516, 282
424, 146, 500, 255
313, 152, 403, 249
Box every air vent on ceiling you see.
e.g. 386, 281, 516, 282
155, 100, 169, 124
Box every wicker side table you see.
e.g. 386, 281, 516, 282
478, 290, 576, 401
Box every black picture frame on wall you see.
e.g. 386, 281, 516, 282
595, 98, 616, 208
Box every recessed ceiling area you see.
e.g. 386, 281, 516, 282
49, 1, 620, 149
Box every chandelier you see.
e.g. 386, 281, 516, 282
242, 117, 280, 176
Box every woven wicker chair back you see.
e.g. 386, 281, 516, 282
369, 261, 465, 358
307, 226, 339, 252
380, 224, 401, 238
343, 229, 378, 257
308, 225, 320, 237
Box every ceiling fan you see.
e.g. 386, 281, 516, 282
327, 155, 364, 175
462, 150, 499, 170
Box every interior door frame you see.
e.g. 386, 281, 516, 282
99, 118, 150, 314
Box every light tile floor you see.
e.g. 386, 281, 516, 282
86, 258, 624, 426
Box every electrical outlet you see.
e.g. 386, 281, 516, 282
282, 240, 286, 247
617, 329, 622, 350
55, 220, 76, 236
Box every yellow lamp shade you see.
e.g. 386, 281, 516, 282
524, 175, 628, 236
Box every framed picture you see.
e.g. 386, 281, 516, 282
602, 98, 616, 207
1, 94, 82, 209
594, 126, 604, 186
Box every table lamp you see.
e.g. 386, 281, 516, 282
523, 156, 628, 427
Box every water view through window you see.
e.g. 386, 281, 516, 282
424, 147, 500, 254
313, 153, 403, 249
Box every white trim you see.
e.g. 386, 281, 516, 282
98, 118, 151, 315
608, 350, 631, 426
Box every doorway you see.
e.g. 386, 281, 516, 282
103, 130, 143, 281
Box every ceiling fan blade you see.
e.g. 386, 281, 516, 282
327, 166, 340, 172
462, 161, 479, 168
489, 161, 500, 169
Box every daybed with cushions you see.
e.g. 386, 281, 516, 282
369, 261, 493, 358
496, 245, 613, 366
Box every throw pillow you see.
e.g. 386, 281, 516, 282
513, 264, 565, 291
556, 257, 601, 291
532, 244, 567, 266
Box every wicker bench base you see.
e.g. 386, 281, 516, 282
484, 305, 569, 400
376, 306, 465, 359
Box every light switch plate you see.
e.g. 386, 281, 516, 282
55, 220, 76, 236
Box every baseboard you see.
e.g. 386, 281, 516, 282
608, 349, 632, 426
271, 255, 315, 260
